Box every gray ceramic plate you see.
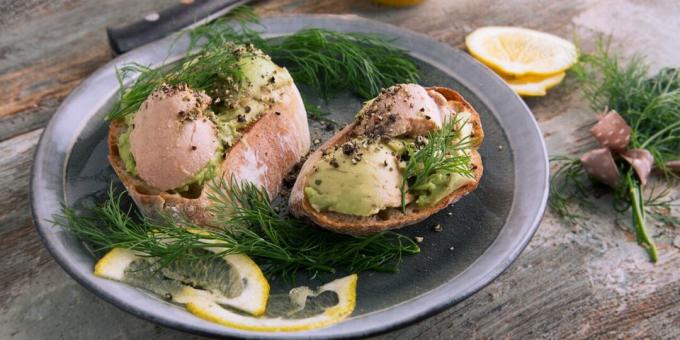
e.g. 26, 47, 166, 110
31, 15, 548, 339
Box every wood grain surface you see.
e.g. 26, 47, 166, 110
1, 0, 679, 339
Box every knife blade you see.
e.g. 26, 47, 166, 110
107, 0, 252, 54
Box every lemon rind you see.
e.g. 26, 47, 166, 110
505, 72, 566, 96
94, 246, 270, 317
185, 274, 358, 332
466, 26, 577, 77
94, 248, 141, 280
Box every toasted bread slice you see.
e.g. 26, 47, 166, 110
109, 84, 310, 225
289, 87, 483, 235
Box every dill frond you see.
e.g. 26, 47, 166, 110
190, 10, 420, 100
265, 29, 420, 100
573, 40, 680, 168
643, 181, 680, 226
111, 6, 420, 124
207, 179, 420, 279
547, 156, 593, 223
399, 118, 474, 212
556, 38, 680, 261
107, 45, 249, 121
189, 6, 264, 52
54, 181, 420, 281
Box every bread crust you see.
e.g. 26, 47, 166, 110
108, 84, 310, 226
289, 87, 484, 236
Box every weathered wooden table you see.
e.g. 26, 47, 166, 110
2, 0, 679, 338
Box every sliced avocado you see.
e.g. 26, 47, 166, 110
212, 54, 294, 147
239, 55, 293, 93
306, 110, 476, 214
413, 171, 474, 207
305, 140, 403, 216
118, 128, 137, 176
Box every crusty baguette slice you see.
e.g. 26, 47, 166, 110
289, 87, 483, 236
108, 84, 310, 226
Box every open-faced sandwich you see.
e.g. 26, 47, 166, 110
108, 44, 310, 225
290, 84, 483, 235
55, 13, 499, 332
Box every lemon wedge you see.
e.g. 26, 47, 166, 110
94, 247, 141, 280
184, 274, 358, 332
503, 72, 566, 96
466, 26, 577, 77
94, 247, 270, 316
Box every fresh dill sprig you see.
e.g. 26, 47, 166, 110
107, 45, 248, 121
190, 9, 420, 100
548, 156, 593, 223
399, 119, 473, 212
188, 6, 264, 52
643, 182, 680, 226
52, 189, 214, 269
572, 41, 680, 167
208, 179, 420, 278
549, 157, 677, 230
553, 40, 680, 261
112, 6, 420, 124
265, 29, 420, 100
54, 181, 420, 281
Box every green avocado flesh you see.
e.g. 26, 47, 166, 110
173, 143, 224, 193
412, 111, 474, 207
305, 112, 475, 217
305, 140, 403, 217
211, 55, 293, 147
412, 171, 473, 207
118, 128, 136, 176
117, 49, 292, 191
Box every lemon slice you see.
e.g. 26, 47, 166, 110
466, 26, 577, 77
184, 274, 358, 332
94, 247, 269, 316
503, 72, 566, 96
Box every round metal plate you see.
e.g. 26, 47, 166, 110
31, 15, 548, 339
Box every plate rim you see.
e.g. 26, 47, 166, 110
31, 14, 548, 339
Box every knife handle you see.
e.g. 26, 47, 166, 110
107, 0, 247, 54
